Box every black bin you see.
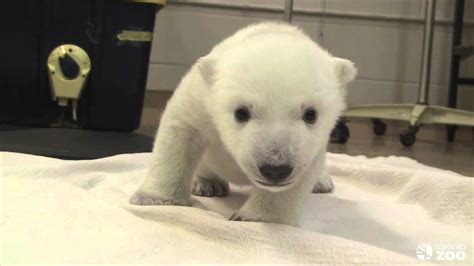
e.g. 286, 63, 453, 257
0, 0, 165, 131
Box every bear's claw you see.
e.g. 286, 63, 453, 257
312, 177, 334, 193
192, 177, 229, 197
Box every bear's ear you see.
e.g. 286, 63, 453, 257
196, 56, 216, 86
332, 57, 357, 88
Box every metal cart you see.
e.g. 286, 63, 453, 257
328, 0, 474, 146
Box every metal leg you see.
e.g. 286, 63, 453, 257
417, 0, 437, 105
447, 0, 465, 142
283, 0, 294, 23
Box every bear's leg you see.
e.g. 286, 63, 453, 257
130, 123, 204, 206
229, 180, 313, 226
230, 155, 325, 226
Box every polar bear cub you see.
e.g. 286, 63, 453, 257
130, 22, 356, 226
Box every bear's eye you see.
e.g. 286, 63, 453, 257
234, 107, 251, 122
303, 108, 317, 124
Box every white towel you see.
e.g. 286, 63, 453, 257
1, 152, 472, 264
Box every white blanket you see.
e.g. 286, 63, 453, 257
1, 152, 472, 264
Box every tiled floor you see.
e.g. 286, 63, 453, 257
139, 91, 473, 176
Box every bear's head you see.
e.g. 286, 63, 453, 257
199, 33, 356, 192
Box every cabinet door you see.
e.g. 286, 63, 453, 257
0, 1, 43, 123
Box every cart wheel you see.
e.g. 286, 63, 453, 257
399, 126, 419, 147
330, 123, 350, 144
372, 119, 387, 136
446, 125, 456, 142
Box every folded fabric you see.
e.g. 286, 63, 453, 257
2, 152, 472, 264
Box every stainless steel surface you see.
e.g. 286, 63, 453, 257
417, 0, 437, 104
283, 0, 294, 23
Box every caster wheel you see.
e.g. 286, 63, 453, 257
399, 126, 419, 147
372, 119, 387, 136
331, 123, 350, 144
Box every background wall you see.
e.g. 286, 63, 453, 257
146, 0, 474, 110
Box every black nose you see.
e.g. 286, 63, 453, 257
258, 164, 293, 182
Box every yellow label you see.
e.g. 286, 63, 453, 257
117, 30, 154, 42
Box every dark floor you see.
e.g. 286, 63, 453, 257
138, 91, 473, 176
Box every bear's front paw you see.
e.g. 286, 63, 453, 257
129, 191, 189, 206
192, 177, 229, 197
312, 176, 334, 193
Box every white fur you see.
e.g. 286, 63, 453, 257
130, 22, 357, 226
